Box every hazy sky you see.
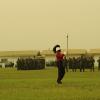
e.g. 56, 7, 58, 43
0, 0, 100, 51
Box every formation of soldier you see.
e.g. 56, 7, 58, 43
63, 55, 100, 72
16, 57, 45, 70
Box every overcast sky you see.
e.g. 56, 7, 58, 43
0, 0, 100, 51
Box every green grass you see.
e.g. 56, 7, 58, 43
0, 67, 100, 100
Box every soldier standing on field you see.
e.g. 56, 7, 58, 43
53, 45, 65, 84
80, 55, 86, 72
72, 57, 77, 72
63, 56, 69, 72
90, 56, 95, 72
69, 58, 73, 71
97, 57, 100, 71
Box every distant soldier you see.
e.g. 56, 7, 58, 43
97, 57, 100, 71
68, 58, 73, 71
53, 45, 65, 84
80, 55, 86, 72
77, 57, 81, 70
87, 56, 91, 70
63, 56, 69, 72
90, 56, 95, 72
72, 57, 77, 72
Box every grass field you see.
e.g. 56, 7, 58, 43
0, 67, 100, 100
